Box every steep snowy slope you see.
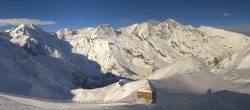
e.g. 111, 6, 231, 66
198, 26, 250, 83
213, 44, 250, 86
0, 36, 75, 99
199, 26, 249, 50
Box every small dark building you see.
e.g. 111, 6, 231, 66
137, 79, 156, 103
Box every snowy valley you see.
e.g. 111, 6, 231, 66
1, 19, 250, 109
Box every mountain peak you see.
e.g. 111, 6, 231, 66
133, 22, 154, 34
165, 18, 180, 26
56, 28, 74, 39
93, 24, 117, 36
28, 24, 46, 32
158, 18, 182, 30
99, 24, 111, 28
57, 28, 73, 33
14, 23, 25, 30
28, 24, 40, 29
19, 23, 25, 27
11, 23, 27, 35
10, 23, 48, 37
165, 18, 177, 23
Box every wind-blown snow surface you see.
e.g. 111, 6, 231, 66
1, 19, 250, 109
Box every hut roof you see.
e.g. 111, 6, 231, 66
138, 79, 155, 93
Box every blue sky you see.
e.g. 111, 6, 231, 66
0, 0, 250, 35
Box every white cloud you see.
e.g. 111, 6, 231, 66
223, 12, 231, 17
121, 19, 134, 23
0, 18, 57, 26
216, 24, 250, 36
145, 19, 161, 26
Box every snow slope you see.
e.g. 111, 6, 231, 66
0, 33, 76, 99
71, 58, 241, 100
148, 58, 250, 109
1, 58, 250, 110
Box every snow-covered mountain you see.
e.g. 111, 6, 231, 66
1, 18, 250, 102
59, 19, 250, 78
0, 23, 119, 99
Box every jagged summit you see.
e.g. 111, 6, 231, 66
161, 18, 182, 29
13, 23, 42, 31
92, 24, 117, 36
10, 23, 48, 36
11, 23, 26, 34
56, 28, 74, 39
28, 24, 44, 31
99, 23, 111, 28
17, 23, 25, 28
165, 18, 177, 23
130, 22, 155, 40
57, 28, 73, 33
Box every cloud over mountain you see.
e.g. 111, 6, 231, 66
216, 24, 250, 36
0, 18, 57, 26
223, 12, 231, 17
